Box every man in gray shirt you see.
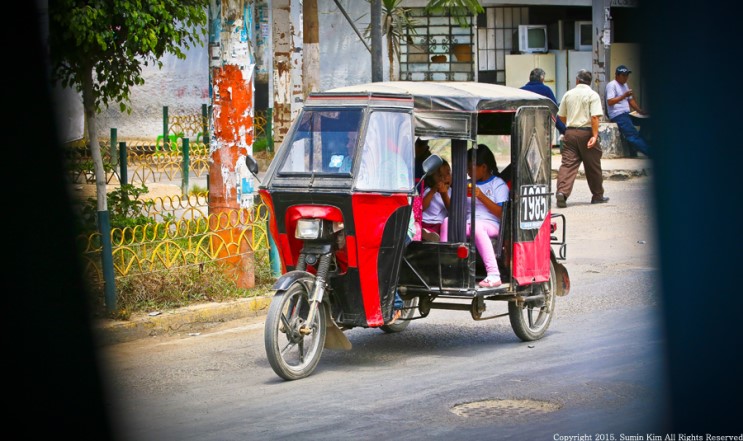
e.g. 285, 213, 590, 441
605, 65, 651, 157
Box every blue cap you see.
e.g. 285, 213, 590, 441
616, 65, 632, 74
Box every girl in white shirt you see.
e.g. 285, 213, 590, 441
441, 145, 509, 288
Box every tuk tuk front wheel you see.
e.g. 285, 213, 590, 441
264, 281, 327, 381
508, 262, 556, 341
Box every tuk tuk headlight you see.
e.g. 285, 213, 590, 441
296, 219, 323, 240
295, 219, 344, 240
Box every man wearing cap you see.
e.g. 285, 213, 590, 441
555, 69, 608, 207
606, 65, 651, 157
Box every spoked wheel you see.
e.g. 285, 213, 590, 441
264, 280, 327, 380
508, 261, 556, 341
380, 296, 418, 333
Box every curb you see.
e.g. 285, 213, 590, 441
95, 296, 271, 346
550, 167, 650, 181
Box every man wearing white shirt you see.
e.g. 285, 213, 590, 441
606, 65, 651, 157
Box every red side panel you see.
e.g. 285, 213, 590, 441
352, 193, 409, 327
512, 217, 551, 285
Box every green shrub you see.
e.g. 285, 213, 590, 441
189, 184, 208, 195
253, 136, 269, 153
79, 184, 154, 235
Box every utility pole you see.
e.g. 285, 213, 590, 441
371, 0, 383, 82
208, 0, 257, 288
303, 0, 320, 95
593, 0, 612, 104
271, 0, 302, 145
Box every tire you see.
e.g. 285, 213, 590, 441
508, 261, 556, 341
380, 296, 418, 334
264, 280, 327, 380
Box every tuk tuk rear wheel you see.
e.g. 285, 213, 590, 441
264, 281, 327, 380
380, 297, 418, 333
508, 262, 556, 341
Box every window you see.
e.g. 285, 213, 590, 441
400, 8, 474, 82
477, 7, 529, 84
356, 111, 414, 192
278, 108, 363, 175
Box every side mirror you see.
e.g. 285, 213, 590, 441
421, 154, 443, 179
245, 155, 259, 175
245, 155, 262, 185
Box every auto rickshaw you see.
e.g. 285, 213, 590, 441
250, 81, 570, 381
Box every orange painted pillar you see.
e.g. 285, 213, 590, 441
209, 0, 257, 289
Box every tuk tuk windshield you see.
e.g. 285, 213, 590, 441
278, 108, 363, 175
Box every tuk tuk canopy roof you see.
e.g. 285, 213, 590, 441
326, 81, 558, 139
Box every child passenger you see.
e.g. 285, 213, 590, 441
440, 145, 509, 288
421, 159, 451, 237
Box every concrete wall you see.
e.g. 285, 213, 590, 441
599, 122, 634, 158
96, 43, 210, 142
317, 1, 373, 91
95, 0, 373, 143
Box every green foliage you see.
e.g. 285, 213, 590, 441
425, 0, 484, 27
80, 184, 155, 235
189, 184, 208, 195
72, 158, 115, 176
253, 135, 269, 153
48, 0, 208, 115
361, 0, 419, 80
106, 184, 154, 224
49, 0, 209, 216
156, 134, 183, 151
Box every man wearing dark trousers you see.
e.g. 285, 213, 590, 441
555, 69, 608, 208
520, 67, 566, 136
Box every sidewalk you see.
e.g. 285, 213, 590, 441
94, 154, 652, 345
555, 153, 652, 180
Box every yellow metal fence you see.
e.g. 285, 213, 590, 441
69, 109, 274, 307
77, 192, 271, 285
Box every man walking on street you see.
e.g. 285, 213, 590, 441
605, 64, 651, 157
555, 69, 608, 208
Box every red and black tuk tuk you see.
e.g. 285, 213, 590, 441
249, 81, 570, 380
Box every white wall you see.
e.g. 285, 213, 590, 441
97, 43, 210, 142
95, 0, 374, 142
317, 0, 374, 90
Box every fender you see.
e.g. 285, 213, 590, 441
550, 250, 571, 297
271, 270, 352, 351
272, 270, 315, 291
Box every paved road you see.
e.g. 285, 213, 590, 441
100, 175, 671, 441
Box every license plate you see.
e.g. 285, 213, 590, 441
519, 184, 548, 229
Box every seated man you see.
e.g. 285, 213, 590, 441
605, 65, 651, 157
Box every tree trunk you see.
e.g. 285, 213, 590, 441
81, 65, 107, 212
209, 0, 256, 289
388, 24, 395, 81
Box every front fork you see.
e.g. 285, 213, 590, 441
296, 251, 333, 335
